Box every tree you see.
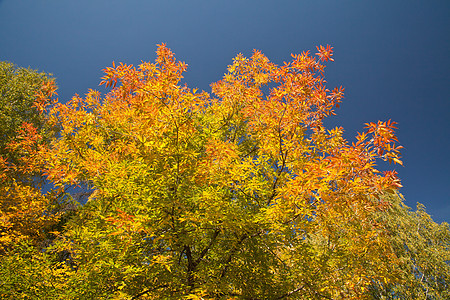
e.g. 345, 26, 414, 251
0, 61, 63, 254
32, 44, 413, 299
0, 61, 56, 170
368, 194, 450, 299
0, 62, 77, 300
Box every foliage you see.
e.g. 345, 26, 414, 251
39, 44, 405, 299
368, 194, 450, 299
0, 241, 73, 300
0, 47, 448, 299
0, 62, 63, 254
0, 61, 56, 172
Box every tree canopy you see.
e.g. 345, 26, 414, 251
0, 46, 448, 299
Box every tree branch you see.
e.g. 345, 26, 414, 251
195, 229, 220, 266
131, 284, 169, 300
220, 233, 248, 278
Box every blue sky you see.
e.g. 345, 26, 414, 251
1, 0, 449, 222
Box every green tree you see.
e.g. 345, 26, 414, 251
0, 62, 75, 299
0, 61, 56, 171
0, 61, 65, 253
368, 194, 450, 299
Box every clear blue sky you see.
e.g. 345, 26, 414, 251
1, 0, 449, 222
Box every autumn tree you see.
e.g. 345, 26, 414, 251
0, 62, 78, 300
0, 61, 65, 253
7, 44, 444, 299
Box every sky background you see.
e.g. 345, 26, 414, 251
1, 0, 449, 222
